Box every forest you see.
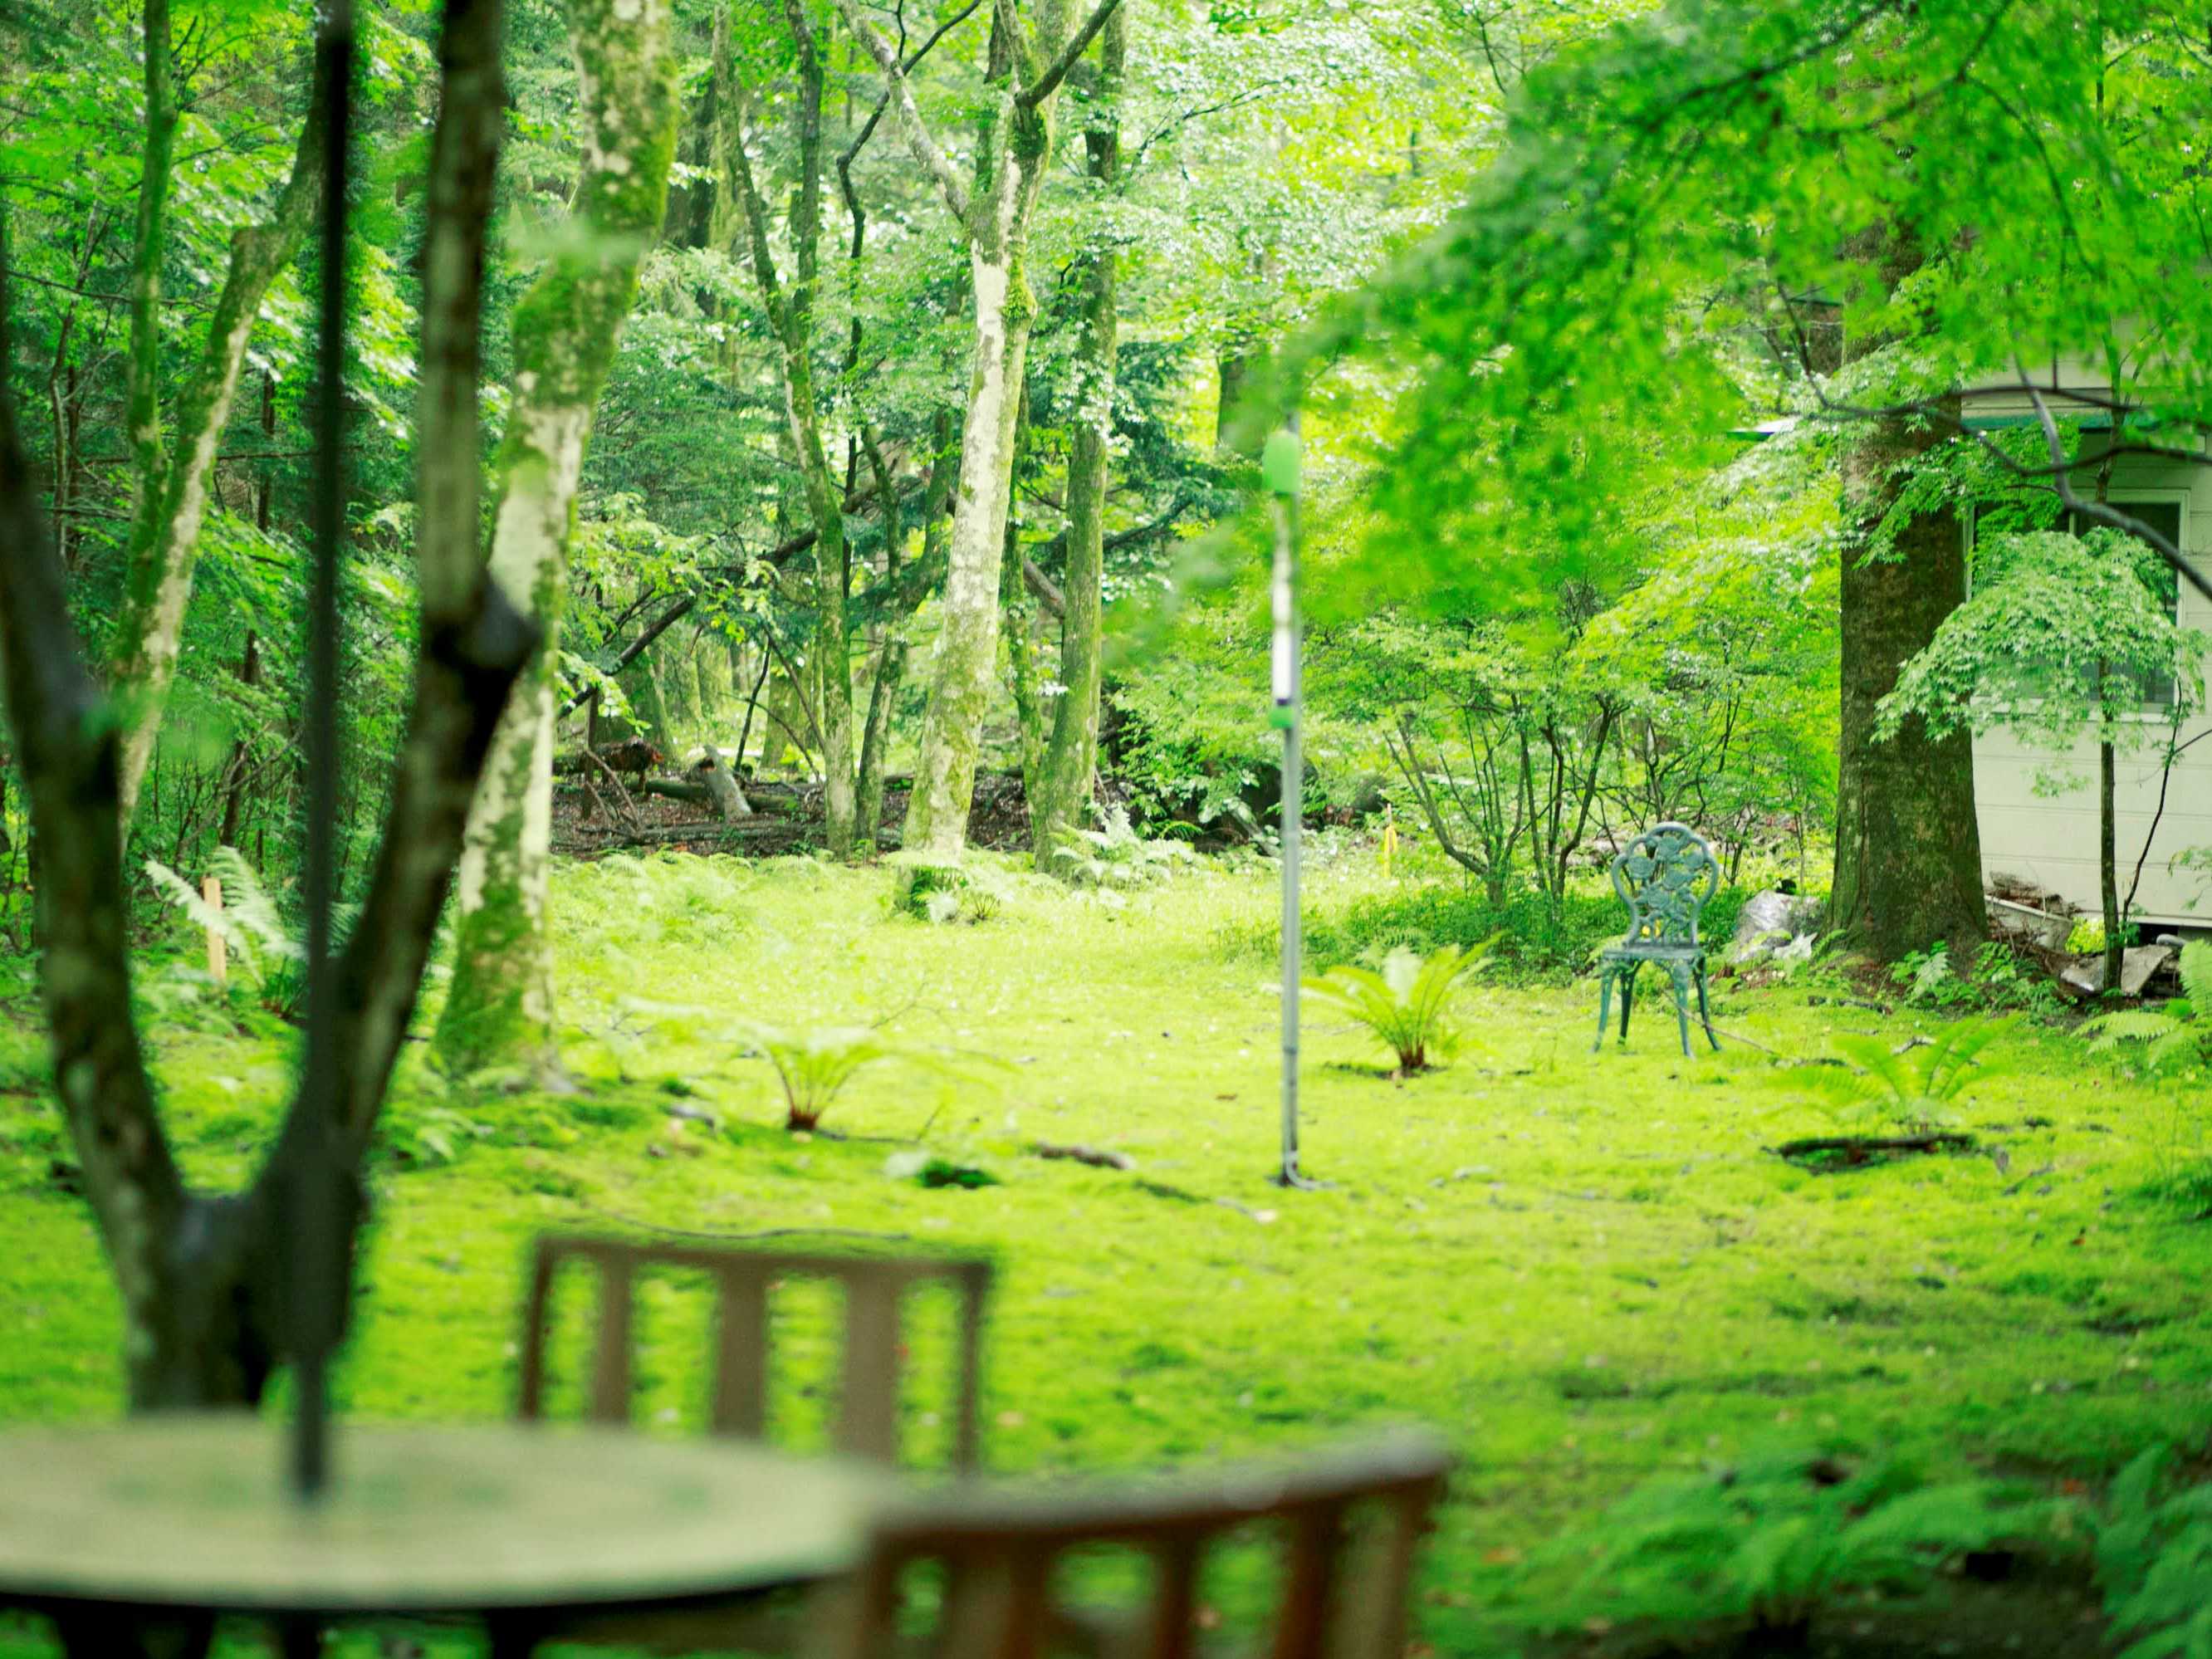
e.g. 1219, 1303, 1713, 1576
2, 0, 2212, 1656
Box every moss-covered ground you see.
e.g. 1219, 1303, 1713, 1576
2, 850, 2208, 1655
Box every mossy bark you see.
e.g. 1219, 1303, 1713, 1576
1828, 230, 1984, 963
1030, 12, 1123, 859
437, 0, 678, 1081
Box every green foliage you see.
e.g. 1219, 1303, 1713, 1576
1789, 1015, 2014, 1134
1280, 880, 1748, 985
1301, 941, 1493, 1072
141, 848, 319, 1015
1882, 529, 2207, 751
742, 1023, 899, 1133
2083, 942, 2212, 1078
1891, 942, 2067, 1021
1050, 806, 1196, 895
1529, 1444, 2018, 1642
2095, 1446, 2212, 1659
888, 859, 1007, 926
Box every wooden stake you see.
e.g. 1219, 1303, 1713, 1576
202, 874, 227, 986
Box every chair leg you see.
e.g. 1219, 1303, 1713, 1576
1620, 964, 1636, 1043
1593, 966, 1614, 1053
1696, 963, 1720, 1051
1671, 966, 1691, 1057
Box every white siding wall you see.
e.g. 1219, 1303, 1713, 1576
1969, 448, 2212, 924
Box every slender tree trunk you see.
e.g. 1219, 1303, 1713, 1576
437, 0, 678, 1081
1030, 9, 1123, 858
2100, 731, 2122, 990
718, 2, 855, 851
1828, 229, 1984, 962
108, 70, 325, 826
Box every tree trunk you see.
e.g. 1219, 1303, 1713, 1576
899, 6, 1071, 857
1030, 10, 1123, 858
1828, 230, 1984, 963
108, 70, 325, 826
855, 418, 951, 844
2101, 732, 2122, 991
717, 4, 855, 853
437, 0, 678, 1082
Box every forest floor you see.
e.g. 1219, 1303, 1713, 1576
2, 850, 2208, 1657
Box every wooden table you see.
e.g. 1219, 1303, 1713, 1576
0, 1417, 892, 1656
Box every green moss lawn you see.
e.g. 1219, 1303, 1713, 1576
2, 851, 2209, 1654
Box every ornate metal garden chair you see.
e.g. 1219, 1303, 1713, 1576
1593, 821, 1722, 1056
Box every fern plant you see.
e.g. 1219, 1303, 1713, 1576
2094, 1445, 2212, 1659
1051, 805, 1192, 892
1301, 941, 1493, 1073
143, 847, 314, 1010
2082, 941, 2212, 1075
1530, 1444, 2015, 1645
1791, 1015, 2014, 1133
743, 1024, 897, 1132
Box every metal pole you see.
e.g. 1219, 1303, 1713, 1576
291, 0, 356, 1503
1264, 426, 1317, 1190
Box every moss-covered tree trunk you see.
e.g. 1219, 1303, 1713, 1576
436, 0, 678, 1081
835, 0, 1103, 857
106, 12, 325, 825
1030, 8, 1123, 859
717, 0, 855, 851
1829, 230, 1984, 963
855, 419, 953, 844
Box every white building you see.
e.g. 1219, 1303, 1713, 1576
1960, 374, 2211, 927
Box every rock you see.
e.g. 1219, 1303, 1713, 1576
1731, 888, 1823, 964
1987, 896, 2073, 951
2058, 945, 2176, 999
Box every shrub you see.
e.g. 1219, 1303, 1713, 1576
1525, 1443, 2017, 1645
1301, 941, 1494, 1072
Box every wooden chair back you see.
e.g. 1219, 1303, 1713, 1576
815, 1431, 1451, 1659
516, 1234, 993, 1471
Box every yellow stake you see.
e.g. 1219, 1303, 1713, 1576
1380, 802, 1398, 878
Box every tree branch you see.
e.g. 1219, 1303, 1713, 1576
2021, 369, 2212, 605
1017, 0, 1122, 109
831, 0, 972, 224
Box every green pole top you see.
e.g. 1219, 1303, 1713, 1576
1261, 428, 1300, 497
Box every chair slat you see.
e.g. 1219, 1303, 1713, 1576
710, 1270, 769, 1437
838, 1274, 903, 1464
588, 1255, 635, 1424
1270, 1502, 1346, 1659
1144, 1534, 1201, 1659
515, 1245, 557, 1421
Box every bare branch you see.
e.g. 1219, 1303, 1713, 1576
831, 0, 971, 224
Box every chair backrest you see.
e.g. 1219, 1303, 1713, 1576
1608, 821, 1719, 947
516, 1234, 993, 1471
816, 1431, 1451, 1659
